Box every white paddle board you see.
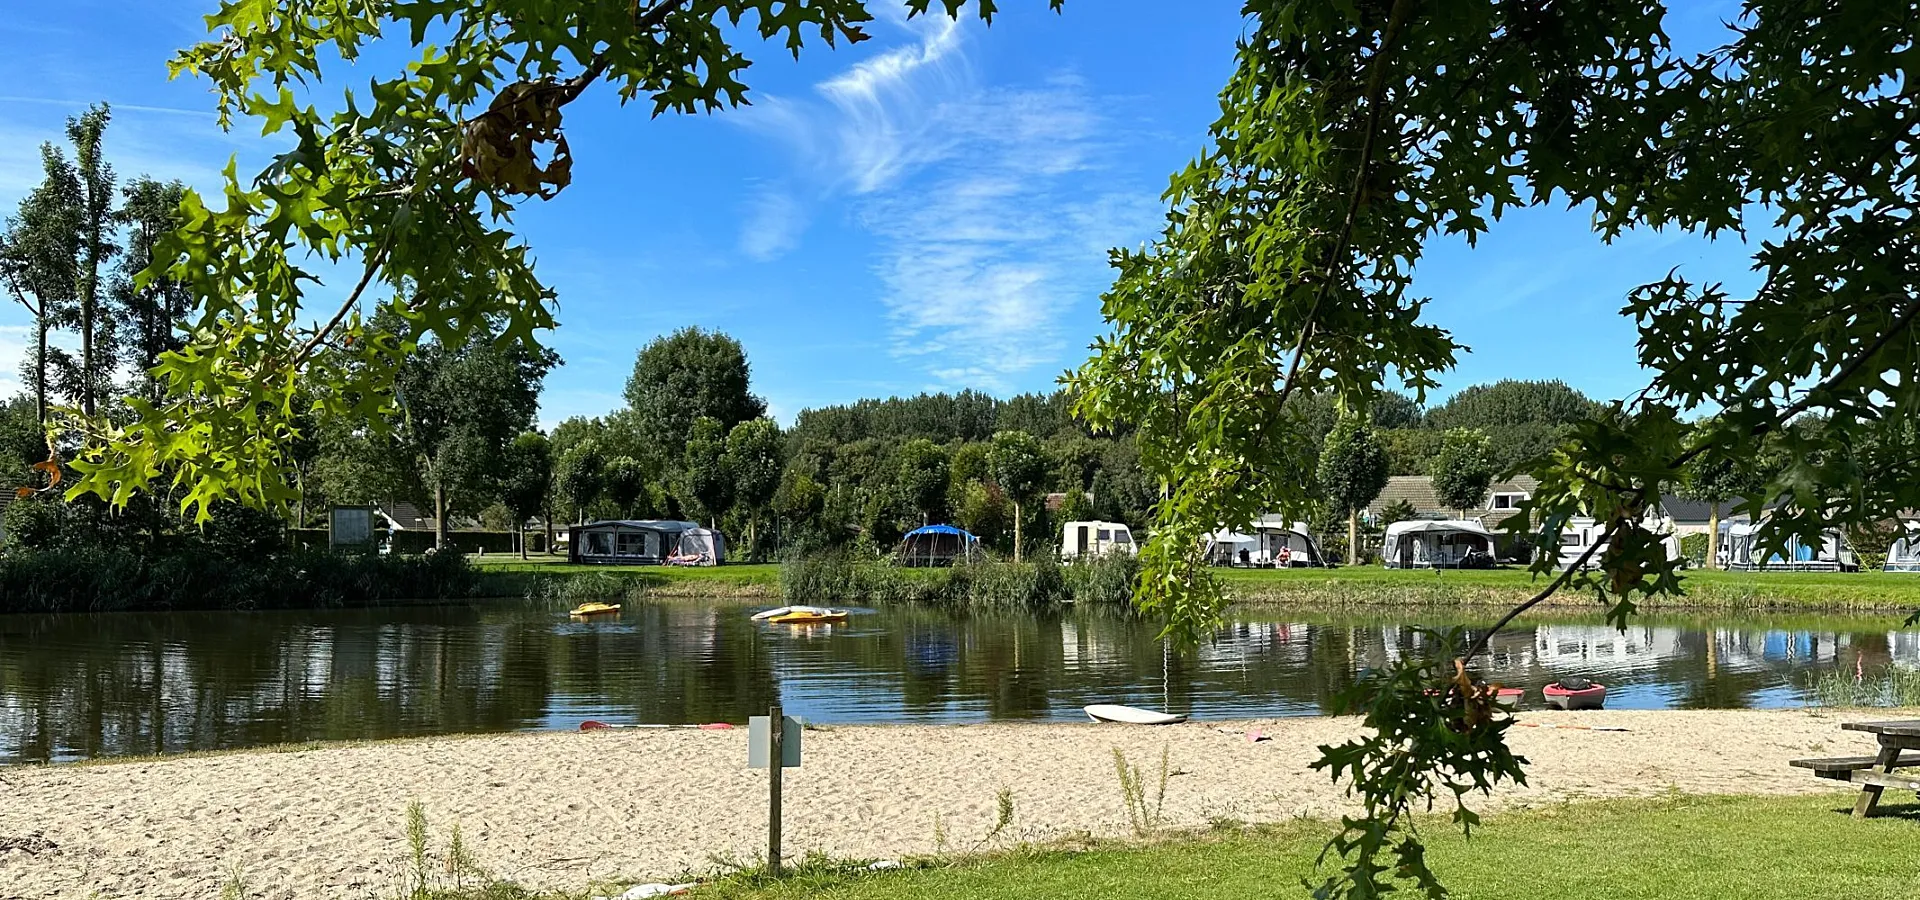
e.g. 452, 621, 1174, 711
1084, 704, 1186, 725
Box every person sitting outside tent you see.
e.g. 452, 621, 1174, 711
1277, 546, 1293, 569
1237, 547, 1251, 566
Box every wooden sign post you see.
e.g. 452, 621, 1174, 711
748, 706, 802, 875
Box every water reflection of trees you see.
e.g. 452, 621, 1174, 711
5, 601, 1919, 763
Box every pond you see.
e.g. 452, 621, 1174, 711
2, 598, 1914, 763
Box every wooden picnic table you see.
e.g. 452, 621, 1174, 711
1790, 720, 1920, 818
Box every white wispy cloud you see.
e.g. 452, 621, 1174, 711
735, 17, 1161, 391
740, 187, 806, 262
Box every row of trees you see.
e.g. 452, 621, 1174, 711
0, 104, 192, 427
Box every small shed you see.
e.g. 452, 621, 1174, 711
897, 524, 978, 568
569, 520, 724, 566
1383, 520, 1496, 569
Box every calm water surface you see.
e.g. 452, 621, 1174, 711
2, 598, 1914, 763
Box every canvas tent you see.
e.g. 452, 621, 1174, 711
1886, 523, 1920, 572
1250, 516, 1330, 567
1383, 520, 1496, 569
897, 524, 978, 568
1717, 518, 1853, 572
1205, 530, 1260, 566
568, 520, 724, 565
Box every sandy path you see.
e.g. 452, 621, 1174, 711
0, 708, 1892, 900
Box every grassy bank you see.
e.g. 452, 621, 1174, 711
471, 556, 784, 602
1219, 566, 1920, 613
415, 792, 1917, 900
475, 554, 1920, 615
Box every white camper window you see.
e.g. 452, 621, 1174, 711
1098, 528, 1112, 541
1113, 529, 1132, 544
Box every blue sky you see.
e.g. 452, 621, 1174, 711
0, 1, 1766, 426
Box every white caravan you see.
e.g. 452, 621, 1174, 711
1060, 520, 1138, 560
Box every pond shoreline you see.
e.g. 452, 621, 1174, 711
479, 560, 1920, 614
0, 708, 1893, 900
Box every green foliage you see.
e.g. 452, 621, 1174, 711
1317, 413, 1390, 517
61, 0, 1054, 520
554, 438, 605, 523
681, 416, 733, 524
776, 554, 1125, 610
1379, 499, 1417, 527
112, 177, 193, 402
988, 431, 1047, 503
1679, 532, 1709, 569
1059, 2, 1920, 894
602, 456, 649, 517
1803, 661, 1920, 708
498, 432, 551, 535
1424, 380, 1597, 472
624, 327, 766, 464
0, 544, 476, 613
1428, 428, 1493, 514
896, 438, 950, 525
1112, 745, 1171, 836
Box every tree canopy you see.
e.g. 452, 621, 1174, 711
1067, 2, 1920, 896
623, 327, 766, 465
57, 0, 1056, 519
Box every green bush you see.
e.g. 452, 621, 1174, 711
777, 552, 1137, 609
1062, 552, 1141, 606
0, 546, 478, 613
1680, 533, 1709, 568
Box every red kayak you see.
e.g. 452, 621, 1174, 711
1542, 681, 1607, 710
1494, 688, 1525, 709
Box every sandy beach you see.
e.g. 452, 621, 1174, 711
0, 708, 1890, 900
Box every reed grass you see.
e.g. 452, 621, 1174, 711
778, 554, 1139, 610
1801, 663, 1920, 708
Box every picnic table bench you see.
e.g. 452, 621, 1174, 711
1791, 720, 1920, 818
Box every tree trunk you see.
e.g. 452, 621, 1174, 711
748, 514, 757, 562
33, 317, 47, 429
543, 502, 555, 555
1013, 500, 1023, 562
434, 481, 449, 549
519, 523, 527, 559
1348, 508, 1360, 566
1706, 503, 1721, 570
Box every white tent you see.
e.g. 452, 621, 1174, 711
1206, 530, 1258, 566
1718, 518, 1853, 572
1249, 516, 1330, 567
1383, 520, 1496, 569
671, 527, 726, 566
1885, 523, 1920, 573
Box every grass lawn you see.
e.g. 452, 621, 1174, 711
465, 554, 1920, 612
442, 792, 1920, 899
1217, 565, 1920, 613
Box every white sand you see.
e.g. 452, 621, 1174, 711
0, 708, 1892, 899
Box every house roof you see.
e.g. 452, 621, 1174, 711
1365, 475, 1539, 525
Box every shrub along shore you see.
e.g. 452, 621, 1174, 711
10, 547, 1917, 615
477, 556, 1920, 615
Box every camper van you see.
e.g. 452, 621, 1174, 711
1556, 516, 1684, 570
1060, 521, 1137, 560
